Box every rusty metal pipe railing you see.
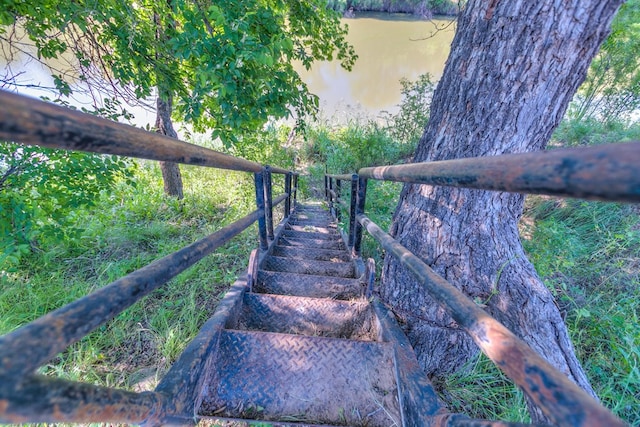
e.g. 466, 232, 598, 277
0, 90, 265, 173
327, 173, 353, 181
272, 192, 289, 207
359, 142, 640, 202
0, 374, 170, 425
357, 214, 625, 427
0, 210, 261, 376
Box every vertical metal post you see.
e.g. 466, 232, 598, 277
324, 173, 328, 201
335, 179, 342, 221
293, 174, 298, 208
348, 174, 358, 249
328, 177, 334, 218
263, 166, 274, 241
254, 172, 269, 250
284, 172, 292, 218
353, 176, 368, 258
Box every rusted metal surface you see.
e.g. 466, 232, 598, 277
358, 214, 625, 427
359, 142, 640, 202
272, 245, 351, 262
254, 173, 269, 250
430, 413, 548, 426
263, 166, 275, 240
0, 374, 170, 425
269, 165, 290, 174
284, 173, 292, 217
263, 255, 355, 278
255, 270, 363, 300
0, 90, 266, 173
353, 177, 368, 257
235, 293, 377, 340
327, 173, 354, 181
272, 192, 288, 207
348, 174, 358, 248
199, 330, 401, 426
153, 280, 247, 423
0, 210, 261, 377
372, 300, 443, 426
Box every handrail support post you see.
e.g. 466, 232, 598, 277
348, 174, 358, 249
254, 172, 269, 250
284, 172, 292, 218
263, 166, 274, 241
335, 179, 342, 222
353, 176, 368, 258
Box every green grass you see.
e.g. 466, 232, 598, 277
0, 161, 262, 391
521, 197, 640, 424
2, 112, 639, 425
301, 115, 640, 424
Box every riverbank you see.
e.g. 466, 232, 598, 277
327, 0, 459, 18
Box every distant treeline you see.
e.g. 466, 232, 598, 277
327, 0, 459, 18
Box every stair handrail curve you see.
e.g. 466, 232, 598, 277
325, 141, 640, 427
0, 90, 298, 425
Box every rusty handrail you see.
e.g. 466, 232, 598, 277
359, 142, 640, 202
357, 213, 625, 427
0, 90, 265, 173
0, 210, 261, 378
327, 173, 353, 181
0, 374, 170, 425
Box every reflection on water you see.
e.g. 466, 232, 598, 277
2, 13, 454, 125
295, 13, 454, 118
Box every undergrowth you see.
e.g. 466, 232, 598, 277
0, 160, 268, 391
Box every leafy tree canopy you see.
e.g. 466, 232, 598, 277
0, 0, 357, 143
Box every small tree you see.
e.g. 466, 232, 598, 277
1, 0, 357, 196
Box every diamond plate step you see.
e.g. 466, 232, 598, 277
286, 224, 336, 234
255, 271, 364, 299
288, 216, 334, 223
199, 330, 401, 426
263, 255, 355, 278
277, 235, 346, 251
234, 293, 377, 340
282, 229, 342, 241
272, 245, 351, 262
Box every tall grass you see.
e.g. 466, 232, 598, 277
0, 159, 270, 391
300, 112, 640, 424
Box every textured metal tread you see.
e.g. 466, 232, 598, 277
263, 255, 355, 278
235, 293, 377, 340
286, 224, 336, 234
277, 236, 345, 250
282, 229, 342, 241
255, 270, 364, 299
200, 330, 400, 426
272, 245, 351, 262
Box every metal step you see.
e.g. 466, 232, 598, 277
282, 229, 342, 241
234, 293, 378, 341
286, 224, 336, 234
199, 330, 401, 426
262, 255, 355, 278
255, 270, 364, 299
272, 245, 351, 262
277, 235, 346, 251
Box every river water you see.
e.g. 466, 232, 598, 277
2, 13, 454, 125
295, 13, 454, 119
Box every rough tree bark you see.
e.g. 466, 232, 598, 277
155, 94, 184, 199
381, 0, 623, 421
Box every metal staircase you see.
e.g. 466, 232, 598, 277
197, 203, 441, 426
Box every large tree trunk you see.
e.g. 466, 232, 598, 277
155, 94, 184, 199
381, 0, 622, 422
